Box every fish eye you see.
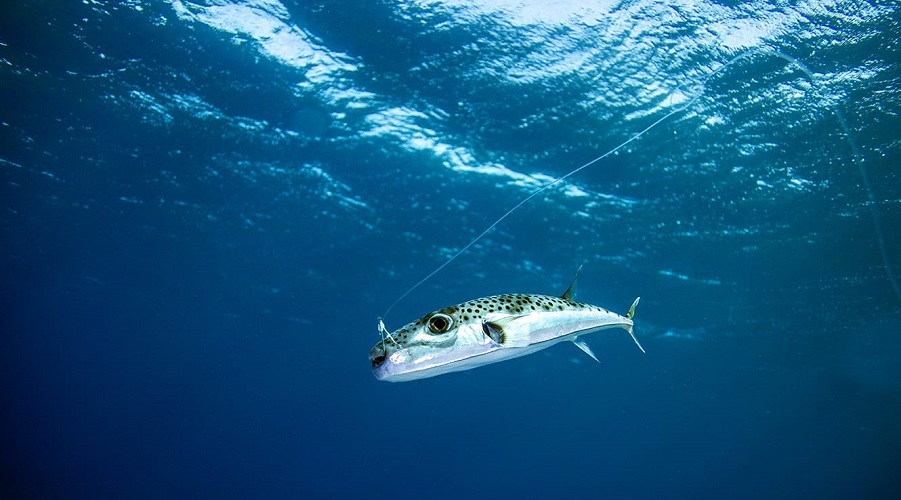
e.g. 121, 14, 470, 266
427, 313, 453, 334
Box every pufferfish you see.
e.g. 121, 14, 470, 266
370, 267, 644, 382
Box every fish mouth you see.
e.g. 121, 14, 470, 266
371, 356, 396, 381
369, 344, 387, 370
370, 347, 410, 382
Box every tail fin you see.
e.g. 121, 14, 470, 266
625, 297, 645, 354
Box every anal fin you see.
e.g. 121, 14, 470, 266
571, 336, 600, 363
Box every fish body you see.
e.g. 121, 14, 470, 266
370, 270, 643, 382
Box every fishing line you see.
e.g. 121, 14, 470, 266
381, 46, 900, 322
765, 50, 901, 305
379, 52, 741, 321
380, 85, 704, 320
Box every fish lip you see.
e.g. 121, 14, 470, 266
371, 363, 416, 382
371, 360, 396, 381
371, 350, 424, 382
370, 346, 397, 380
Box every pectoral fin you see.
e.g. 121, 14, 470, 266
571, 336, 600, 363
481, 313, 531, 347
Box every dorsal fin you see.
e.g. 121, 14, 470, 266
562, 265, 583, 301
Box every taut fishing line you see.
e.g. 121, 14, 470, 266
379, 46, 900, 326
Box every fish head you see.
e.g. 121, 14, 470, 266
370, 305, 495, 382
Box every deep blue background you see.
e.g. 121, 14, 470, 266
2, 1, 900, 498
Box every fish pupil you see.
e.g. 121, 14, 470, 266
428, 314, 451, 333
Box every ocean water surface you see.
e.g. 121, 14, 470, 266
2, 0, 900, 498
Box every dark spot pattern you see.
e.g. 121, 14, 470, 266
373, 293, 611, 355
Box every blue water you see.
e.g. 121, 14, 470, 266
2, 1, 900, 498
